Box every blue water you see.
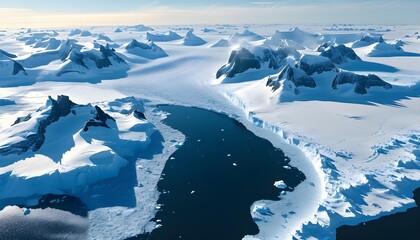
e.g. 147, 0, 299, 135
134, 105, 305, 240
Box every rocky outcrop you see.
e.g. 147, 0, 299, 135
83, 106, 115, 131
57, 44, 127, 76
0, 95, 120, 155
0, 49, 17, 58
298, 55, 337, 75
216, 46, 300, 79
1, 48, 26, 76
320, 45, 361, 64
12, 60, 27, 75
266, 64, 316, 92
332, 71, 392, 94
216, 48, 261, 78
0, 95, 76, 155
133, 110, 146, 120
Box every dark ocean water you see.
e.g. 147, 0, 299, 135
133, 105, 305, 240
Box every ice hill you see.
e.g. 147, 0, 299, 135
0, 95, 156, 199
55, 44, 128, 79
146, 31, 183, 42
183, 30, 207, 46
211, 29, 265, 47
18, 40, 129, 82
130, 24, 154, 32
32, 37, 62, 50
0, 49, 31, 87
265, 27, 323, 50
351, 33, 384, 48
124, 39, 168, 59
19, 39, 83, 68
364, 42, 411, 57
17, 31, 59, 46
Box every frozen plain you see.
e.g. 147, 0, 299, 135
0, 24, 419, 239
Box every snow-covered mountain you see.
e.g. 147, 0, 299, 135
56, 43, 128, 78
217, 44, 392, 96
183, 30, 207, 46
216, 45, 300, 79
211, 29, 265, 47
124, 39, 168, 59
0, 49, 30, 87
318, 44, 361, 64
146, 31, 183, 42
0, 95, 156, 199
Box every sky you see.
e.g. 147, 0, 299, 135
0, 0, 419, 28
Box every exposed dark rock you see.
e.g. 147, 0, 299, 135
216, 48, 261, 78
264, 47, 298, 70
133, 110, 146, 120
83, 105, 115, 131
298, 55, 337, 76
332, 71, 392, 94
316, 42, 330, 52
12, 60, 27, 75
266, 76, 282, 91
12, 114, 32, 126
99, 44, 125, 64
320, 45, 361, 64
0, 95, 76, 155
0, 49, 17, 58
266, 64, 316, 92
94, 105, 115, 123
57, 43, 127, 76
280, 65, 316, 88
216, 46, 301, 79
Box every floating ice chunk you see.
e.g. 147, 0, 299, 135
274, 180, 287, 189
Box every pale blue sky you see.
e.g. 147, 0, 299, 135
0, 0, 418, 27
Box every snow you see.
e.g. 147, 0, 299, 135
146, 30, 183, 42
0, 24, 419, 240
0, 205, 89, 239
0, 96, 157, 199
183, 30, 207, 46
123, 39, 168, 60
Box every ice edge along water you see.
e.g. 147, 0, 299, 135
224, 91, 326, 240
